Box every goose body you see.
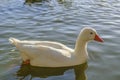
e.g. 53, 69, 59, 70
9, 27, 103, 67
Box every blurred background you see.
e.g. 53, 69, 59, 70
0, 0, 120, 80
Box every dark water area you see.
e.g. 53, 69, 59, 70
0, 0, 120, 80
16, 62, 87, 80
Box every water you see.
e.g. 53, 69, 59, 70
0, 0, 120, 80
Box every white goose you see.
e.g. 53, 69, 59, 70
9, 27, 103, 67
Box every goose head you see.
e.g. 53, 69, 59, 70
75, 27, 104, 55
79, 27, 104, 43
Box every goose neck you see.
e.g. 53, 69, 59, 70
74, 40, 87, 54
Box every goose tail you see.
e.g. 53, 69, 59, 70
9, 37, 20, 45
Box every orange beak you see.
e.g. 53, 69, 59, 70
94, 34, 104, 42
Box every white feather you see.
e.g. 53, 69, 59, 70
9, 27, 101, 67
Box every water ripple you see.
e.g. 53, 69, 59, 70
0, 0, 120, 80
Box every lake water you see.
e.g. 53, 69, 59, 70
0, 0, 120, 80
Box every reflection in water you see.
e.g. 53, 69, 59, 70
24, 0, 72, 9
24, 0, 65, 4
17, 62, 88, 80
25, 0, 44, 3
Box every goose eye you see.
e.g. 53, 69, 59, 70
90, 32, 93, 35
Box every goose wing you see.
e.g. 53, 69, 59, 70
17, 44, 75, 67
16, 40, 68, 49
